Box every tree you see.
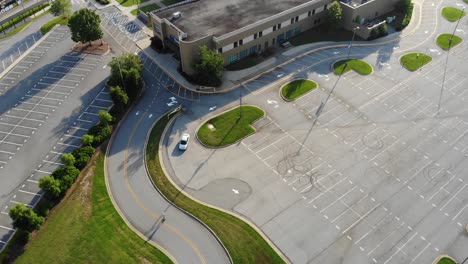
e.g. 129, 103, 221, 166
82, 134, 94, 146
68, 8, 103, 45
98, 110, 113, 125
39, 176, 62, 199
378, 24, 388, 37
61, 153, 76, 166
108, 54, 144, 101
193, 45, 224, 86
50, 0, 71, 18
326, 1, 343, 31
9, 204, 44, 232
396, 0, 412, 13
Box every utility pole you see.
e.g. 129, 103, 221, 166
437, 7, 464, 115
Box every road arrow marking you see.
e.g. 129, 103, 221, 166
232, 189, 239, 194
209, 106, 217, 111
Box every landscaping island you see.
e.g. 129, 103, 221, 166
436, 34, 462, 50
333, 59, 373, 75
441, 7, 465, 22
197, 105, 265, 147
400, 52, 432, 71
146, 110, 285, 263
281, 79, 318, 101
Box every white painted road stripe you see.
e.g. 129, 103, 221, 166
19, 190, 42, 196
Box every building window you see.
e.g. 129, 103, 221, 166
218, 48, 222, 53
239, 49, 249, 59
290, 18, 294, 24
254, 33, 258, 39
239, 39, 243, 46
234, 41, 238, 48
273, 25, 276, 31
259, 31, 263, 37
295, 16, 299, 22
308, 11, 311, 17
312, 9, 315, 15
229, 54, 238, 64
278, 23, 281, 29
250, 46, 257, 54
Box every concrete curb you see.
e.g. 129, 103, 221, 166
194, 105, 266, 149
157, 112, 291, 264
432, 255, 456, 264
279, 78, 319, 102
0, 23, 57, 80
103, 84, 178, 263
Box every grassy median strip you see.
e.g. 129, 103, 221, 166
281, 79, 317, 101
117, 0, 149, 7
400, 52, 432, 71
16, 152, 172, 264
130, 3, 160, 15
437, 257, 456, 264
436, 34, 462, 50
40, 16, 69, 35
197, 105, 264, 147
442, 7, 466, 22
147, 111, 285, 264
333, 59, 372, 75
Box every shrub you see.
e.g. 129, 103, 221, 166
61, 153, 76, 166
52, 165, 80, 182
87, 124, 111, 146
109, 86, 129, 117
39, 176, 62, 199
98, 110, 113, 125
82, 134, 94, 146
378, 24, 388, 37
398, 2, 414, 31
72, 146, 95, 169
9, 204, 44, 232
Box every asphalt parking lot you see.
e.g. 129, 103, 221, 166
164, 0, 468, 262
0, 26, 112, 251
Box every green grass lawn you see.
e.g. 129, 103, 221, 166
436, 34, 463, 50
161, 0, 182, 6
333, 59, 373, 75
146, 111, 285, 263
281, 79, 317, 101
15, 153, 172, 264
400, 52, 432, 71
197, 106, 265, 147
130, 3, 160, 15
442, 7, 466, 22
437, 257, 456, 264
117, 0, 149, 7
40, 16, 69, 35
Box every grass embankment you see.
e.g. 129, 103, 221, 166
281, 79, 317, 101
400, 52, 432, 71
437, 257, 456, 264
146, 111, 285, 263
131, 3, 160, 15
441, 7, 466, 22
436, 34, 462, 50
40, 16, 69, 35
0, 10, 50, 40
197, 105, 265, 147
117, 0, 149, 7
15, 152, 172, 264
333, 59, 372, 75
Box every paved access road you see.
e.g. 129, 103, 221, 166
0, 26, 113, 251
163, 0, 468, 263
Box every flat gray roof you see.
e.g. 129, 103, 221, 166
154, 0, 319, 41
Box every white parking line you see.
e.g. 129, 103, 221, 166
49, 70, 86, 77
439, 184, 466, 211
9, 200, 32, 207
59, 60, 96, 66
53, 65, 91, 71
0, 225, 14, 231
64, 134, 81, 139
18, 190, 42, 196
383, 232, 418, 264
4, 114, 44, 122
410, 242, 431, 263
87, 104, 110, 110
71, 126, 87, 131
57, 142, 80, 148
43, 76, 80, 83
12, 107, 50, 116
367, 221, 405, 256
24, 95, 64, 102
95, 98, 113, 103
27, 179, 39, 183
0, 131, 30, 138
31, 88, 69, 96
82, 111, 98, 116
42, 160, 64, 166
38, 82, 74, 89
35, 169, 52, 174
452, 203, 467, 221
18, 101, 57, 109
1, 141, 22, 147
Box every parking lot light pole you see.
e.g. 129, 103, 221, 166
437, 7, 465, 115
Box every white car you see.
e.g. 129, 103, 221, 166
179, 133, 190, 150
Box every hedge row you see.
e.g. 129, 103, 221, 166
0, 2, 50, 32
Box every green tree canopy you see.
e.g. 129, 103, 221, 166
98, 110, 113, 125
110, 85, 129, 116
68, 8, 103, 44
82, 134, 94, 146
50, 0, 71, 18
193, 45, 224, 86
9, 204, 44, 232
326, 1, 343, 31
39, 176, 62, 199
108, 54, 144, 101
61, 153, 76, 166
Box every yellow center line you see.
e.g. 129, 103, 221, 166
123, 112, 206, 264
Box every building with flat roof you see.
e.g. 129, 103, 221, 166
149, 0, 399, 75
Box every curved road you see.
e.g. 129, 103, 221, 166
105, 69, 230, 264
